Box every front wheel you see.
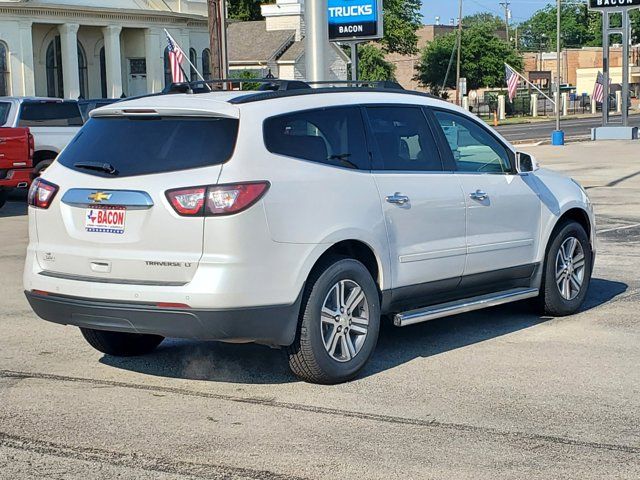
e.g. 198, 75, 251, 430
538, 220, 593, 316
80, 328, 164, 356
287, 257, 380, 384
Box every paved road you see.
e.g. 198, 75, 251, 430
1, 142, 640, 479
496, 114, 640, 143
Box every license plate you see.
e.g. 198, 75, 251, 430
85, 206, 126, 234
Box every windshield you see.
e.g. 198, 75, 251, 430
57, 116, 239, 177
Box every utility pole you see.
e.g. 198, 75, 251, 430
207, 0, 225, 80
304, 0, 329, 81
499, 1, 511, 42
552, 0, 564, 145
455, 0, 463, 106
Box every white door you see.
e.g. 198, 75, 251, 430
367, 106, 467, 300
430, 109, 541, 276
127, 58, 147, 97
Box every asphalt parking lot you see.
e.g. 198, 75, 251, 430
1, 141, 639, 479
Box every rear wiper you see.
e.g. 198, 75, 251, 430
74, 161, 118, 175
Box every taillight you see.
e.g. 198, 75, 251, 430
166, 182, 270, 217
27, 178, 59, 209
166, 187, 206, 216
27, 129, 35, 164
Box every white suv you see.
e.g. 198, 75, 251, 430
23, 86, 595, 384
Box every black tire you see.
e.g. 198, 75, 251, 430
286, 257, 380, 384
80, 328, 164, 356
537, 220, 593, 316
33, 159, 53, 177
0, 190, 7, 210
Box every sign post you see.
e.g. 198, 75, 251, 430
327, 0, 383, 81
588, 0, 640, 140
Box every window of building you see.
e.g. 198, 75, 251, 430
202, 49, 211, 80
99, 47, 107, 98
46, 36, 88, 99
189, 48, 197, 81
163, 45, 172, 86
432, 110, 512, 174
366, 107, 443, 172
264, 107, 370, 170
0, 41, 9, 97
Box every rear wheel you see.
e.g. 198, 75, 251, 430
80, 328, 164, 356
287, 257, 380, 384
538, 220, 592, 316
33, 159, 53, 178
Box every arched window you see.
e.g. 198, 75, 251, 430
46, 36, 88, 98
202, 48, 211, 80
0, 41, 9, 96
77, 42, 88, 99
189, 48, 197, 81
99, 47, 107, 98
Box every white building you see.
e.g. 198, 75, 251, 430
0, 0, 348, 99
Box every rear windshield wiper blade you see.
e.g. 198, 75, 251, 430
73, 161, 118, 175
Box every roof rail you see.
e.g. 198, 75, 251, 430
163, 78, 311, 94
306, 80, 405, 90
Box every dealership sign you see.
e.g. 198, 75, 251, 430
328, 0, 383, 42
588, 0, 640, 9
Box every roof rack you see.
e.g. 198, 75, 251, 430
306, 80, 405, 90
163, 78, 311, 94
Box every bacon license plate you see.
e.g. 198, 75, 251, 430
85, 206, 126, 234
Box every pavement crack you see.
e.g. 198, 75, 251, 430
0, 431, 307, 480
2, 369, 639, 456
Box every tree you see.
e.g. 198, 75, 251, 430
518, 4, 601, 50
380, 0, 423, 55
357, 44, 396, 81
415, 23, 522, 95
227, 0, 262, 21
463, 13, 505, 30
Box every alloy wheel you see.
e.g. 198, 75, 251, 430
555, 236, 586, 301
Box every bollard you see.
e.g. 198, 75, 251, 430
591, 97, 597, 115
498, 95, 506, 121
531, 94, 538, 117
462, 96, 469, 111
493, 111, 498, 127
562, 92, 569, 116
616, 91, 622, 114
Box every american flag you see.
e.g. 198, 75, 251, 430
505, 64, 520, 101
592, 71, 605, 104
166, 32, 185, 83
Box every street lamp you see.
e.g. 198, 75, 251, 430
552, 0, 564, 145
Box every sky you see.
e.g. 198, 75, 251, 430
420, 0, 556, 26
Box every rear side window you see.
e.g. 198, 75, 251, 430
57, 117, 239, 177
18, 101, 83, 127
0, 102, 10, 126
366, 106, 443, 172
264, 107, 369, 170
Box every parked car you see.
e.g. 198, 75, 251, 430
0, 97, 83, 178
0, 126, 34, 208
23, 86, 595, 384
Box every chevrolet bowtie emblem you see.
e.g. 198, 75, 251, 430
88, 192, 112, 203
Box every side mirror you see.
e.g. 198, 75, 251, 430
516, 152, 539, 173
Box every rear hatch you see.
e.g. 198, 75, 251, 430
0, 127, 32, 171
33, 103, 239, 285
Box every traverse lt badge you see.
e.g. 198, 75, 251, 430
88, 191, 112, 203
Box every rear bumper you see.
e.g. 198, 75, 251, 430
0, 168, 32, 188
25, 290, 302, 347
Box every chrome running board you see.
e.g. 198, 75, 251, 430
394, 288, 539, 327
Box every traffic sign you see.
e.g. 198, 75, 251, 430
328, 0, 383, 42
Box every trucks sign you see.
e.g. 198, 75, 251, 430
328, 0, 383, 42
588, 0, 640, 9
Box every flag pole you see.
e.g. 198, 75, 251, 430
164, 29, 211, 89
505, 62, 555, 105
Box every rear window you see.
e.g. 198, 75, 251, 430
57, 116, 239, 177
18, 101, 83, 127
0, 102, 10, 126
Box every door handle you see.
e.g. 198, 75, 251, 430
469, 190, 489, 201
385, 193, 410, 205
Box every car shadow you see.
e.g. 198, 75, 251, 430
0, 200, 28, 218
100, 278, 627, 385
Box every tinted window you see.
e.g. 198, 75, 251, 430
432, 110, 511, 173
0, 102, 10, 126
57, 117, 239, 178
366, 107, 443, 172
18, 101, 83, 127
264, 107, 369, 170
